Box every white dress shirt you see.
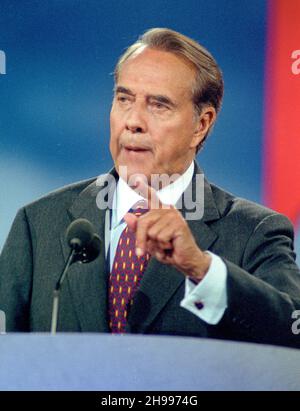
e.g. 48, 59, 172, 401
106, 162, 227, 325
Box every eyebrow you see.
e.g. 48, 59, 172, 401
148, 94, 177, 108
114, 86, 135, 96
115, 86, 177, 108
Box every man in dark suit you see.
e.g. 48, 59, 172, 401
1, 28, 300, 347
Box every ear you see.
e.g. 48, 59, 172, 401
190, 106, 217, 149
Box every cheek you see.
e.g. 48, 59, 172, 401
110, 110, 118, 135
152, 122, 186, 150
110, 104, 124, 129
110, 107, 124, 134
109, 112, 121, 156
153, 125, 193, 164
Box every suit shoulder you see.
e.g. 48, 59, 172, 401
23, 177, 97, 215
210, 183, 293, 229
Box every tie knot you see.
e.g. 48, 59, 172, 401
130, 200, 149, 217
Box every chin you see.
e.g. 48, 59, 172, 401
116, 163, 150, 181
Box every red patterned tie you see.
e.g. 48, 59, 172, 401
108, 201, 150, 333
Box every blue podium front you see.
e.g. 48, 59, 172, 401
0, 334, 299, 390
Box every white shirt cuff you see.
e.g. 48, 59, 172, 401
180, 251, 228, 325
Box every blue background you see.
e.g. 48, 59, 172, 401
1, 0, 297, 261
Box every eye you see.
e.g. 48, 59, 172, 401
117, 95, 130, 103
150, 101, 168, 112
154, 102, 164, 109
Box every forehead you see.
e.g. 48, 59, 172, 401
116, 48, 195, 98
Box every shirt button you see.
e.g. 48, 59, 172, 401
194, 301, 204, 310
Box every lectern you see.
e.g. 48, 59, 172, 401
0, 334, 299, 390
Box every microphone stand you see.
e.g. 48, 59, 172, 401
50, 219, 101, 335
51, 249, 76, 335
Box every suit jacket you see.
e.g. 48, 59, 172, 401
1, 163, 300, 347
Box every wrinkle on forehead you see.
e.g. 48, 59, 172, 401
117, 48, 196, 103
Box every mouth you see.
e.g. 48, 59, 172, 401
123, 145, 151, 153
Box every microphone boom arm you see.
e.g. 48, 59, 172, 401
51, 249, 76, 335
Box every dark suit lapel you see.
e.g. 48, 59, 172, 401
186, 166, 220, 252
127, 162, 220, 333
59, 170, 117, 332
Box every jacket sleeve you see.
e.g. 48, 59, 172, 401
220, 213, 300, 347
0, 208, 33, 331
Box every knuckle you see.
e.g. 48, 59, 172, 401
148, 228, 157, 238
157, 233, 166, 242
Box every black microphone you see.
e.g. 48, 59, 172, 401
51, 218, 101, 334
66, 218, 101, 264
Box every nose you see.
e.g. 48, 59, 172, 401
125, 103, 147, 134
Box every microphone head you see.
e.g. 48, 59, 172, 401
78, 234, 102, 263
65, 218, 102, 263
66, 218, 94, 251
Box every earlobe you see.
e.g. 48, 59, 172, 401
190, 131, 205, 150
189, 125, 205, 149
190, 107, 216, 149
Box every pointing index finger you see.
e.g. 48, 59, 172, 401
134, 176, 163, 210
132, 176, 174, 210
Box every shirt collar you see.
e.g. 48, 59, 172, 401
111, 161, 195, 229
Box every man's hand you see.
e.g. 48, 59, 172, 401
124, 177, 212, 283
